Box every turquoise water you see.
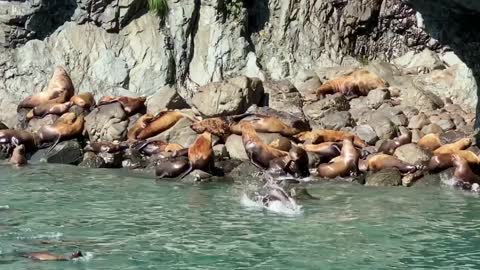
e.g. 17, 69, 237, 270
1, 164, 480, 269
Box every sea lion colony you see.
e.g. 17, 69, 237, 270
2, 66, 479, 193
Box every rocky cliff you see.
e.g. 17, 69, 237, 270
0, 0, 478, 128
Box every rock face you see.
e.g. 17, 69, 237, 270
30, 140, 83, 165
85, 103, 129, 142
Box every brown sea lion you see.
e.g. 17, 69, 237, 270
452, 154, 479, 185
36, 112, 84, 149
155, 156, 191, 178
18, 66, 75, 110
433, 137, 472, 155
10, 144, 27, 167
190, 117, 231, 139
300, 142, 341, 162
230, 115, 302, 137
268, 146, 310, 178
359, 153, 417, 174
127, 113, 154, 141
70, 92, 95, 109
134, 140, 185, 156
427, 153, 455, 172
0, 129, 37, 152
316, 69, 388, 98
98, 96, 146, 115
179, 131, 214, 178
26, 101, 73, 120
417, 133, 443, 152
295, 130, 367, 148
23, 251, 83, 262
241, 123, 288, 169
378, 131, 412, 155
137, 111, 197, 140
317, 136, 360, 178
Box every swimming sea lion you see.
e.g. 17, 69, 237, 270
241, 123, 288, 169
295, 129, 367, 148
10, 144, 27, 167
179, 131, 214, 178
433, 137, 472, 155
70, 92, 95, 109
98, 96, 146, 116
316, 69, 388, 98
155, 156, 191, 178
136, 111, 197, 140
317, 136, 360, 178
23, 251, 83, 262
378, 131, 412, 155
0, 129, 37, 152
230, 115, 302, 137
417, 133, 443, 152
127, 113, 154, 141
18, 66, 75, 110
36, 112, 84, 149
358, 153, 417, 174
26, 101, 73, 120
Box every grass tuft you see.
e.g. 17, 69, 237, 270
148, 0, 169, 18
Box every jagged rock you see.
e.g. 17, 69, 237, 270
408, 113, 430, 129
191, 76, 264, 117
146, 85, 189, 115
397, 77, 444, 111
435, 118, 455, 131
367, 89, 391, 109
353, 124, 378, 145
394, 143, 431, 165
311, 110, 354, 130
79, 152, 106, 168
421, 123, 443, 135
391, 113, 409, 127
262, 80, 304, 117
293, 69, 322, 99
97, 151, 123, 168
30, 140, 83, 165
411, 129, 424, 144
393, 49, 445, 73
85, 103, 129, 142
367, 113, 396, 140
402, 106, 419, 119
365, 169, 402, 187
304, 93, 349, 115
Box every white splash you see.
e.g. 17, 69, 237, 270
240, 193, 303, 216
0, 205, 9, 209
72, 252, 94, 262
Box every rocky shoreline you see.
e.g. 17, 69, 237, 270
1, 49, 479, 200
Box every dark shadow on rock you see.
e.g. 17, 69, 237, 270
245, 0, 269, 33
27, 0, 78, 40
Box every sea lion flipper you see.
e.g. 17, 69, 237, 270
46, 135, 61, 154
178, 162, 193, 179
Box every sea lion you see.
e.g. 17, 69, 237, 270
10, 144, 27, 167
190, 117, 232, 139
26, 101, 73, 120
241, 123, 288, 169
84, 141, 128, 153
268, 146, 310, 178
18, 66, 74, 110
295, 129, 367, 148
433, 137, 472, 155
70, 92, 95, 109
417, 133, 443, 152
155, 156, 191, 178
179, 131, 214, 178
134, 140, 185, 156
316, 69, 388, 98
137, 111, 197, 140
359, 153, 417, 174
127, 113, 154, 141
36, 112, 84, 149
230, 115, 302, 136
0, 129, 37, 152
317, 136, 359, 178
427, 153, 455, 172
98, 96, 146, 116
378, 131, 412, 155
23, 251, 83, 262
452, 154, 479, 185
300, 142, 341, 162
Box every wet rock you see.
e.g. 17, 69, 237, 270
213, 144, 229, 160
191, 76, 264, 117
227, 162, 260, 178
85, 103, 129, 142
391, 113, 409, 127
402, 171, 424, 187
263, 80, 304, 117
365, 169, 402, 187
225, 135, 248, 160
27, 115, 59, 133
367, 89, 390, 109
353, 124, 378, 145
408, 113, 430, 129
411, 129, 424, 143
435, 119, 455, 131
394, 143, 431, 165
30, 140, 83, 165
412, 173, 441, 187
421, 123, 443, 135
146, 85, 189, 115
97, 151, 123, 168
79, 152, 106, 168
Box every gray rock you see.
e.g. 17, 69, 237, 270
394, 143, 431, 165
310, 110, 354, 130
146, 86, 189, 115
367, 114, 396, 140
408, 113, 430, 129
79, 152, 106, 168
450, 113, 466, 128
263, 80, 304, 118
151, 116, 197, 148
397, 77, 444, 112
435, 119, 456, 131
365, 169, 402, 187
350, 107, 371, 123
225, 135, 248, 161
226, 162, 260, 179
97, 151, 123, 168
402, 106, 420, 119
30, 140, 83, 165
304, 93, 350, 115
421, 123, 443, 135
213, 144, 229, 160
349, 97, 368, 110
85, 103, 129, 142
411, 129, 424, 143
367, 89, 390, 109
353, 124, 378, 145
191, 76, 264, 117
391, 113, 409, 127
293, 69, 322, 98
393, 49, 445, 72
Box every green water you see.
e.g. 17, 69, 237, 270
1, 164, 480, 269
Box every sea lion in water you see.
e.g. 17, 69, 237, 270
358, 153, 417, 174
295, 130, 367, 148
241, 123, 288, 169
230, 115, 302, 137
23, 251, 83, 262
26, 101, 73, 120
70, 92, 95, 110
155, 156, 191, 178
98, 96, 146, 116
268, 146, 310, 178
18, 66, 74, 110
317, 136, 360, 178
316, 69, 388, 98
300, 142, 341, 162
417, 133, 443, 152
10, 144, 27, 167
0, 129, 37, 152
378, 131, 412, 155
136, 111, 197, 140
127, 113, 154, 141
179, 131, 214, 178
36, 112, 84, 149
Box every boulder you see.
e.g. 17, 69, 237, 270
393, 49, 445, 72
30, 140, 83, 165
435, 119, 455, 131
146, 85, 189, 115
79, 152, 106, 168
421, 123, 443, 135
226, 162, 260, 179
394, 143, 431, 165
151, 116, 198, 148
191, 76, 264, 117
397, 77, 444, 111
293, 69, 322, 99
304, 93, 350, 115
367, 113, 396, 140
411, 129, 424, 143
310, 110, 354, 130
85, 103, 129, 142
390, 113, 409, 127
262, 80, 304, 117
97, 151, 123, 168
408, 113, 430, 129
365, 169, 402, 187
353, 124, 378, 145
367, 89, 390, 109
225, 135, 248, 160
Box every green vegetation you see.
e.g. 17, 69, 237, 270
148, 0, 169, 18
